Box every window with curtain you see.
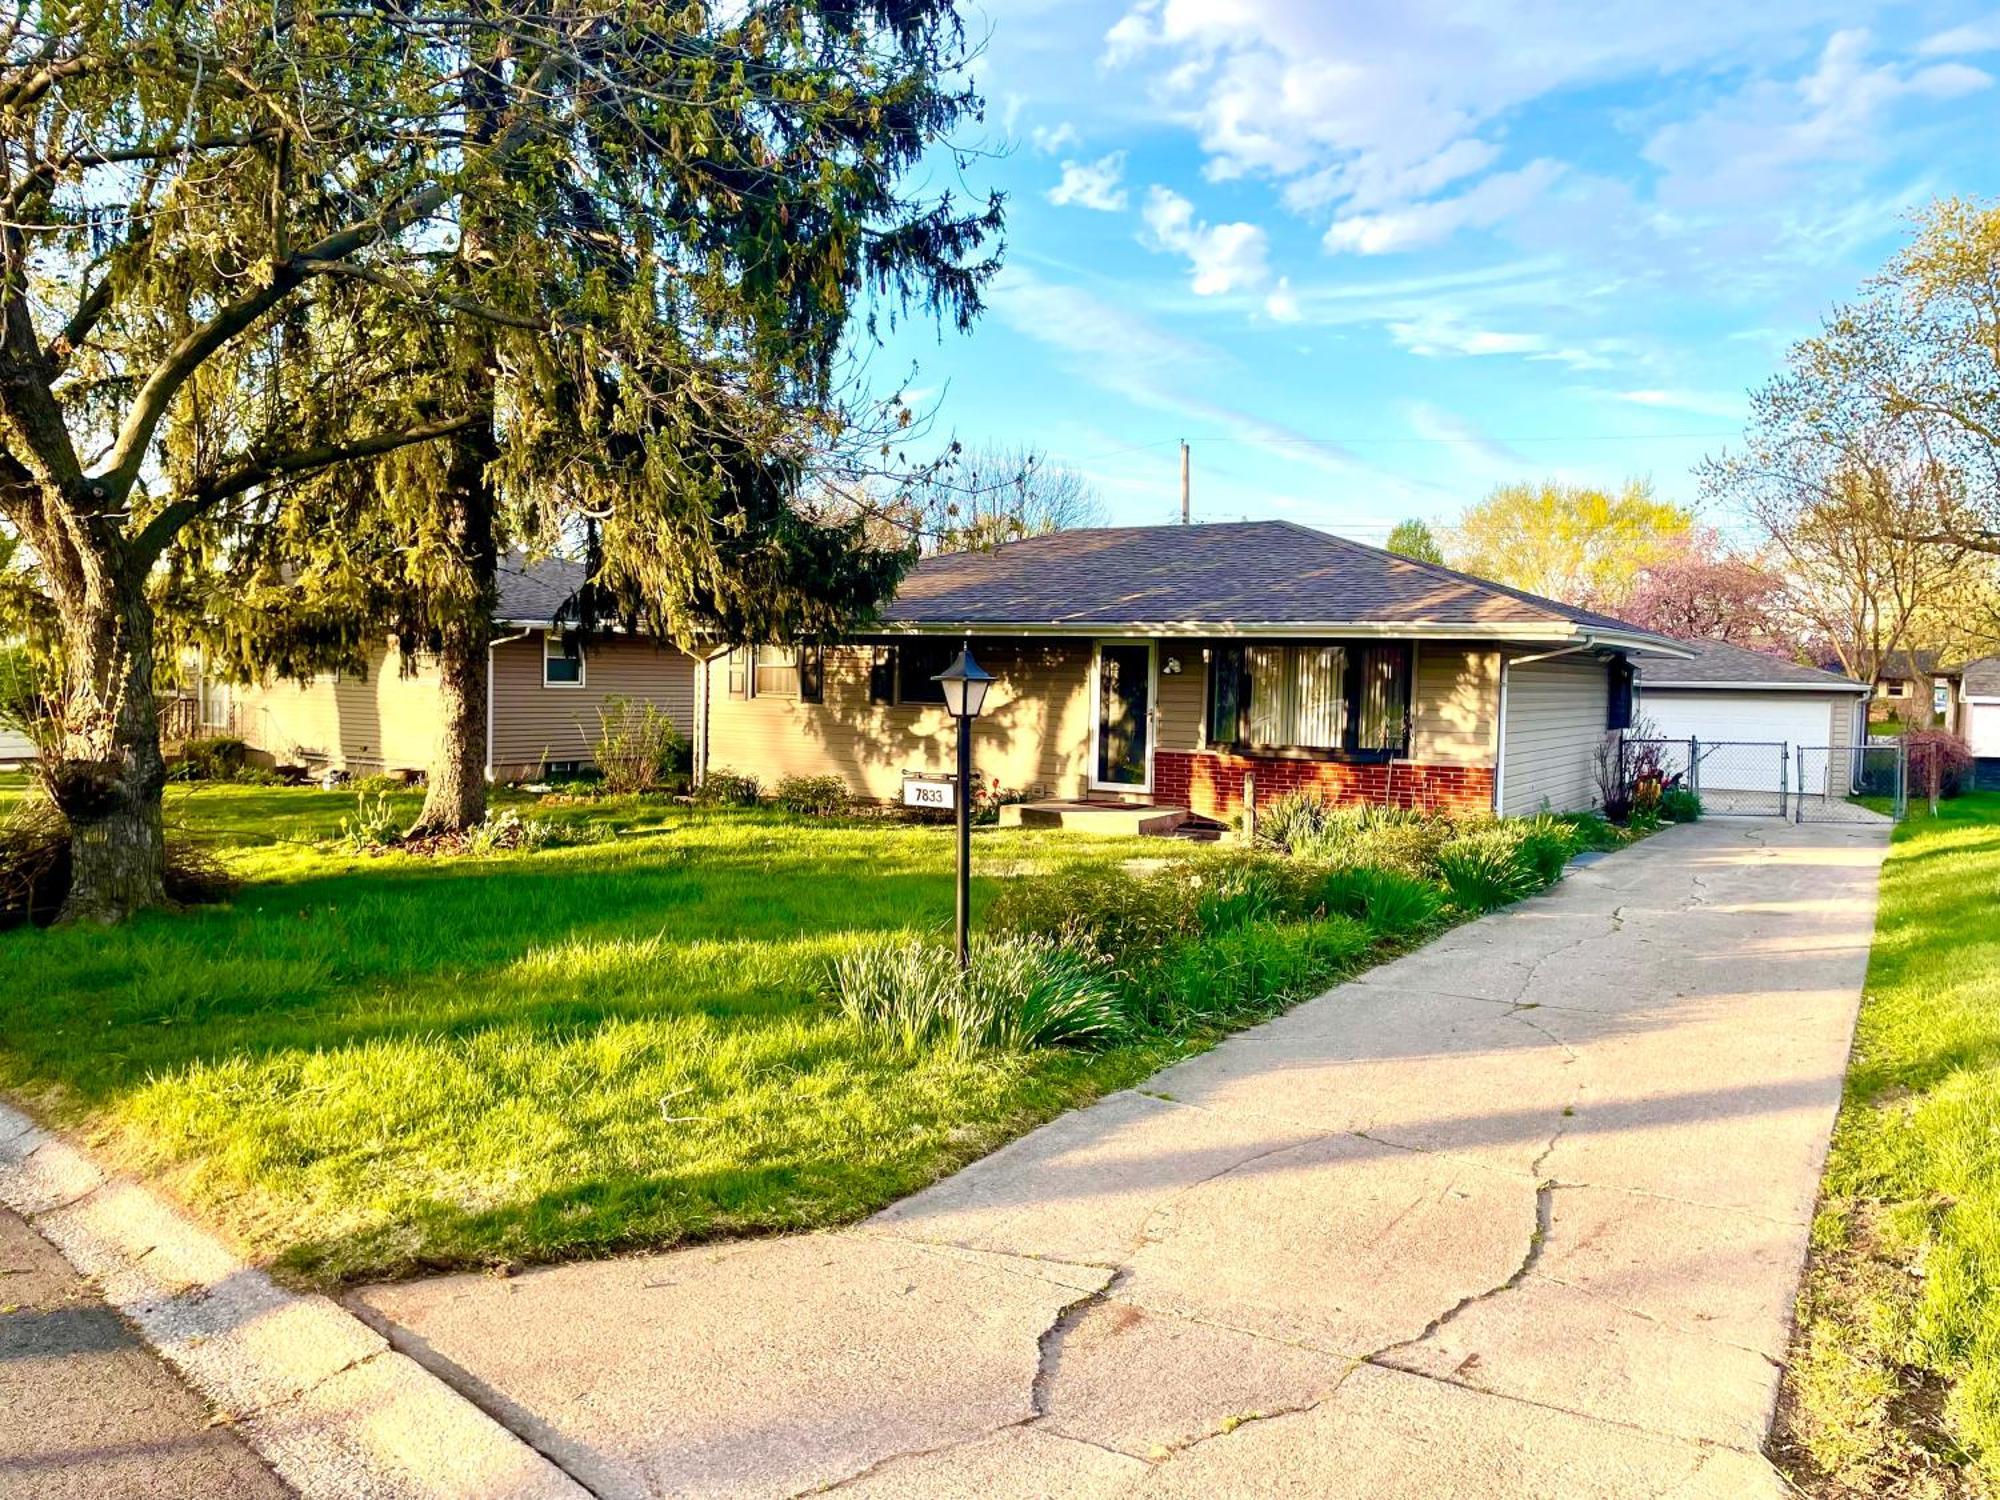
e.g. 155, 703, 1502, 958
1207, 642, 1410, 757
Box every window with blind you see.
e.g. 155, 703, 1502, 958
729, 645, 825, 703
1207, 642, 1411, 757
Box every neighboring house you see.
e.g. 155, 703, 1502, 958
1961, 657, 2000, 792
694, 521, 1689, 823
1631, 640, 1869, 796
1867, 650, 1961, 728
0, 725, 31, 764
213, 556, 699, 780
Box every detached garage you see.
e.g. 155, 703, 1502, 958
1632, 640, 1869, 807
1962, 657, 2000, 792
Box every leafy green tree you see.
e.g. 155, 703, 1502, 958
1385, 518, 1445, 565
1446, 479, 1693, 610
1, 0, 1001, 911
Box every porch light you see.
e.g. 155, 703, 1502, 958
933, 645, 992, 971
933, 648, 994, 720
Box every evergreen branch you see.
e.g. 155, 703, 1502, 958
131, 412, 480, 565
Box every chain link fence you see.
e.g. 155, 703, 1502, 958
1793, 743, 1905, 824
1618, 738, 1790, 817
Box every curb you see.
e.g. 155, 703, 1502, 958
0, 1100, 591, 1500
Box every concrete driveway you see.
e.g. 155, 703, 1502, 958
355, 819, 1888, 1499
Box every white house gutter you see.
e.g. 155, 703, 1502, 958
484, 628, 534, 781
1492, 641, 1601, 816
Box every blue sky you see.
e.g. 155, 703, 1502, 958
873, 1, 2000, 545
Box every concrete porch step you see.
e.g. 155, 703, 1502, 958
997, 799, 1190, 836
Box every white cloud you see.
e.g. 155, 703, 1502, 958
1323, 160, 1564, 254
1140, 186, 1271, 294
1263, 276, 1300, 322
1030, 121, 1082, 155
1607, 388, 1746, 418
1918, 16, 2000, 56
1643, 29, 1991, 210
1047, 151, 1130, 212
1388, 317, 1547, 359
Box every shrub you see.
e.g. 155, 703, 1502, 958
1659, 787, 1703, 823
772, 774, 851, 817
1554, 811, 1622, 852
827, 935, 1128, 1057
173, 735, 248, 782
0, 798, 239, 929
595, 696, 690, 795
1436, 829, 1541, 913
462, 809, 559, 855
692, 768, 761, 807
1906, 729, 1973, 799
988, 867, 1203, 964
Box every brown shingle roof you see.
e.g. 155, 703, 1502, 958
1964, 656, 2000, 696
886, 520, 1667, 639
1634, 639, 1867, 691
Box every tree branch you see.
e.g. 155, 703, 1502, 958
130, 412, 480, 565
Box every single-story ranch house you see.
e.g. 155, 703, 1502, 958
206, 556, 699, 779
692, 521, 1691, 822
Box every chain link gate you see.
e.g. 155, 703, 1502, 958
1793, 743, 1906, 824
1619, 737, 1790, 817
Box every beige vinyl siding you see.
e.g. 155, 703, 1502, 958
1410, 645, 1500, 767
1153, 643, 1207, 753
229, 643, 443, 772
1499, 655, 1610, 816
489, 634, 697, 777
703, 640, 1094, 801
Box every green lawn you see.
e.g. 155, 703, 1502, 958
1778, 791, 2000, 1495
0, 779, 1200, 1286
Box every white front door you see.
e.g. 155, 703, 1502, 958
1090, 641, 1156, 793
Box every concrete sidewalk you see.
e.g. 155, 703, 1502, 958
355, 820, 1888, 1499
0, 1208, 291, 1500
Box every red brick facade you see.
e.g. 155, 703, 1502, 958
1154, 750, 1497, 820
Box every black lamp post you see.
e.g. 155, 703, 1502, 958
933, 645, 994, 970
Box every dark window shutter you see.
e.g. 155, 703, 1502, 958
799, 646, 825, 704
868, 647, 895, 704
726, 647, 748, 700
1207, 645, 1245, 744
1607, 658, 1635, 731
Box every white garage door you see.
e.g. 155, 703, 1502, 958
1968, 701, 2000, 758
1637, 691, 1842, 790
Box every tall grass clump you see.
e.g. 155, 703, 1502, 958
828, 935, 1128, 1058
1313, 863, 1446, 938
1152, 917, 1373, 1030
1436, 827, 1543, 912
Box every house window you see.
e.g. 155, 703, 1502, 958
868, 646, 896, 705
1206, 642, 1411, 758
753, 646, 800, 699
734, 645, 826, 702
1885, 680, 1907, 698
543, 632, 584, 687
896, 639, 958, 706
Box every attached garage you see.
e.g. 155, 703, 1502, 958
1632, 640, 1869, 798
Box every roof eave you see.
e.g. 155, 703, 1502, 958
1640, 679, 1871, 694
876, 618, 1693, 654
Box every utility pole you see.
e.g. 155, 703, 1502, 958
1179, 439, 1191, 524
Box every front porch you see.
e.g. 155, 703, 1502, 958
996, 798, 1193, 837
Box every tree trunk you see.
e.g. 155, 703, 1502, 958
408, 380, 499, 837
52, 570, 171, 922
411, 615, 491, 834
